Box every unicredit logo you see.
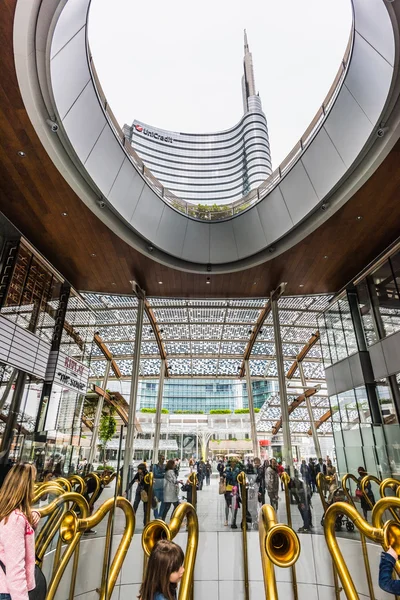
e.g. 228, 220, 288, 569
134, 123, 173, 144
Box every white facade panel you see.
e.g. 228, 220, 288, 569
210, 220, 239, 264
50, 27, 90, 120
50, 0, 89, 59
108, 158, 145, 223
62, 82, 107, 164
344, 31, 393, 125
232, 207, 266, 259
324, 85, 373, 167
256, 187, 293, 245
130, 186, 164, 242
301, 127, 347, 199
353, 0, 394, 66
181, 221, 210, 264
154, 206, 188, 258
279, 161, 319, 224
84, 126, 125, 197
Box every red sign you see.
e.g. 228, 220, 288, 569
259, 440, 271, 446
135, 124, 143, 132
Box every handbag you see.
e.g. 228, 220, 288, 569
225, 484, 233, 492
355, 489, 363, 499
0, 561, 46, 600
219, 479, 226, 495
140, 489, 148, 502
151, 495, 158, 509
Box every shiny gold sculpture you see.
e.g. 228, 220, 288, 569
188, 472, 197, 510
57, 496, 135, 600
144, 471, 154, 526
84, 472, 101, 508
324, 498, 400, 600
258, 504, 300, 600
68, 474, 86, 494
142, 502, 198, 600
360, 474, 381, 510
280, 472, 299, 600
237, 471, 250, 600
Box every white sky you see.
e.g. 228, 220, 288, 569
88, 0, 352, 168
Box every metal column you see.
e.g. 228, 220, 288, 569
245, 360, 260, 458
88, 358, 112, 468
271, 291, 294, 476
152, 359, 165, 464
0, 370, 27, 461
122, 292, 145, 492
298, 362, 322, 460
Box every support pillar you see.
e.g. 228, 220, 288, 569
245, 360, 259, 458
298, 362, 322, 460
152, 359, 165, 464
122, 293, 145, 492
88, 358, 111, 468
271, 292, 294, 476
0, 370, 27, 461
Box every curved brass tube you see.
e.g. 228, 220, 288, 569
325, 499, 400, 600
142, 502, 198, 600
381, 478, 400, 497
33, 482, 65, 503
55, 497, 134, 600
54, 477, 72, 491
258, 504, 300, 600
188, 472, 197, 511
360, 474, 381, 510
84, 472, 102, 509
341, 474, 375, 600
281, 472, 298, 600
68, 474, 86, 494
316, 472, 335, 512
237, 472, 249, 600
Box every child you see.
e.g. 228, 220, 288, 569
139, 540, 184, 600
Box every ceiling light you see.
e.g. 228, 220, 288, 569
111, 282, 116, 286
17, 151, 26, 157
299, 284, 304, 288
356, 216, 363, 221
90, 253, 96, 257
206, 277, 210, 284
158, 281, 163, 284
61, 212, 68, 217
323, 255, 328, 259
253, 281, 257, 285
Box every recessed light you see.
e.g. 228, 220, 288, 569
61, 212, 68, 217
158, 281, 163, 284
299, 284, 304, 288
90, 253, 96, 257
111, 282, 116, 286
323, 255, 328, 259
17, 151, 26, 157
206, 277, 210, 284
356, 215, 363, 221
253, 281, 257, 285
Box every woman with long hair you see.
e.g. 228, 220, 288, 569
139, 540, 184, 600
0, 463, 40, 600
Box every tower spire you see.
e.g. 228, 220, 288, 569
242, 29, 257, 112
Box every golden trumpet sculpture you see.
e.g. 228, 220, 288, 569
142, 502, 198, 600
259, 504, 300, 600
324, 497, 400, 600
237, 471, 250, 600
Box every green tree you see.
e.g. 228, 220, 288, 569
99, 412, 117, 465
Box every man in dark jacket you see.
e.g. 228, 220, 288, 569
197, 459, 206, 490
127, 463, 149, 525
291, 473, 312, 532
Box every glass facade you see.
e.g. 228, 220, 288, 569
111, 378, 274, 413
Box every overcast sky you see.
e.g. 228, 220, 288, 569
88, 0, 352, 168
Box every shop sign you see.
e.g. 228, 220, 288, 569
46, 350, 89, 394
134, 123, 173, 144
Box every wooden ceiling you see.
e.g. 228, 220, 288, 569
1, 0, 400, 298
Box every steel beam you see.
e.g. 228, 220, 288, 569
152, 359, 166, 464
245, 360, 260, 458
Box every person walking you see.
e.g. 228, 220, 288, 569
217, 460, 225, 477
265, 458, 280, 511
205, 461, 212, 486
0, 464, 41, 600
161, 460, 180, 521
152, 455, 166, 519
197, 459, 206, 491
127, 463, 149, 526
326, 459, 338, 504
357, 466, 375, 520
315, 458, 327, 498
254, 457, 265, 505
225, 461, 241, 528
291, 471, 313, 533
308, 458, 317, 493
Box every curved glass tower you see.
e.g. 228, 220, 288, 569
123, 32, 272, 204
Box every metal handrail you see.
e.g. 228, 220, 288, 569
87, 17, 354, 222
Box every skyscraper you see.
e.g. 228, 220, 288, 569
123, 32, 272, 205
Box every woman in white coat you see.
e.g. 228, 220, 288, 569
160, 460, 180, 521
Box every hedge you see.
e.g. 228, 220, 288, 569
140, 408, 169, 413
174, 410, 204, 414
209, 409, 232, 414
234, 408, 260, 414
